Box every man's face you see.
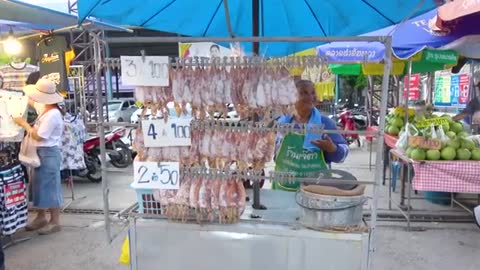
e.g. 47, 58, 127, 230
210, 47, 220, 57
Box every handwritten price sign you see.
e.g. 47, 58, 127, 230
415, 118, 449, 129
142, 118, 192, 147
131, 161, 180, 190
120, 56, 169, 86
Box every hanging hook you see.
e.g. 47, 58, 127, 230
140, 50, 146, 63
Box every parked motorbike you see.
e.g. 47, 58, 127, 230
81, 127, 133, 182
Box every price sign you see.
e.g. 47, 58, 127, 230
142, 118, 192, 147
131, 161, 180, 190
408, 136, 442, 150
415, 118, 449, 128
120, 56, 169, 86
4, 182, 26, 208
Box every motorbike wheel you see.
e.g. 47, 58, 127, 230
109, 142, 133, 169
356, 138, 362, 148
86, 156, 102, 183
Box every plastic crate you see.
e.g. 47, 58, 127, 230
134, 188, 162, 215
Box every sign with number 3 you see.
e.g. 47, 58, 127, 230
131, 161, 180, 190
120, 56, 169, 86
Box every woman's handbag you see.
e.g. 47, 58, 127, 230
18, 132, 40, 168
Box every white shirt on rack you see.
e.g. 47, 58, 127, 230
0, 91, 28, 141
35, 109, 64, 147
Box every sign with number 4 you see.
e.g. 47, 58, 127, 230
131, 161, 180, 190
142, 118, 192, 147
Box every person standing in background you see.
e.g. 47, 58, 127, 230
13, 78, 65, 235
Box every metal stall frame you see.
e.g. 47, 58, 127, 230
92, 35, 393, 270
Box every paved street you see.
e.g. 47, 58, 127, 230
4, 140, 480, 270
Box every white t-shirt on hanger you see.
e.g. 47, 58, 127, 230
0, 92, 28, 141
34, 109, 64, 147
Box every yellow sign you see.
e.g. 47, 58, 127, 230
415, 118, 449, 129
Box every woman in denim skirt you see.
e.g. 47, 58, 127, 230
14, 78, 64, 235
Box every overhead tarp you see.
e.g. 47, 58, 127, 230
317, 9, 480, 61
0, 0, 129, 33
77, 0, 438, 57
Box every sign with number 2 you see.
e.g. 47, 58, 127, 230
131, 161, 180, 190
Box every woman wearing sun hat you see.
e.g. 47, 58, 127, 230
13, 78, 64, 235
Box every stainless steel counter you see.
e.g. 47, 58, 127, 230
129, 190, 370, 270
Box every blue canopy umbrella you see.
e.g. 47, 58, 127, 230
77, 0, 439, 57
317, 8, 480, 62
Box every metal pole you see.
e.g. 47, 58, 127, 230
251, 0, 266, 210
105, 32, 113, 100
405, 59, 413, 126
105, 35, 387, 44
92, 32, 112, 243
368, 37, 392, 270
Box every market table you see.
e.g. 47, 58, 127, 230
382, 133, 398, 185
127, 190, 370, 270
389, 149, 480, 229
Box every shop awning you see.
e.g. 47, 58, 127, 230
329, 50, 459, 76
436, 0, 480, 27
0, 0, 130, 33
76, 0, 438, 57
317, 9, 480, 61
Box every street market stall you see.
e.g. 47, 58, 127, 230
104, 45, 389, 270
77, 0, 444, 270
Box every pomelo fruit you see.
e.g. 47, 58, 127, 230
457, 131, 470, 138
388, 126, 400, 136
451, 122, 464, 134
447, 138, 461, 149
446, 131, 456, 139
456, 148, 471, 160
406, 147, 415, 157
411, 148, 426, 160
441, 114, 453, 121
384, 125, 390, 133
441, 122, 450, 132
391, 117, 404, 128
441, 146, 456, 160
471, 149, 480, 160
461, 139, 476, 151
426, 149, 441, 161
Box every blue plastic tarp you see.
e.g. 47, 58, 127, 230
317, 9, 480, 61
78, 0, 439, 57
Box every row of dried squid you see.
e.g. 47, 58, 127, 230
133, 123, 276, 170
153, 175, 246, 224
135, 65, 298, 120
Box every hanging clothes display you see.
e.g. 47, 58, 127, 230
61, 113, 86, 170
0, 92, 28, 141
0, 62, 39, 92
37, 35, 69, 95
0, 163, 28, 235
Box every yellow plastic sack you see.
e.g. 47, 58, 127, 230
118, 236, 130, 265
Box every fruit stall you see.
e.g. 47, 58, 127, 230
384, 108, 480, 229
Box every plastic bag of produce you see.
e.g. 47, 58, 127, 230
436, 125, 449, 143
395, 123, 418, 150
430, 124, 438, 140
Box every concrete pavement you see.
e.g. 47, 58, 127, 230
4, 140, 479, 269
